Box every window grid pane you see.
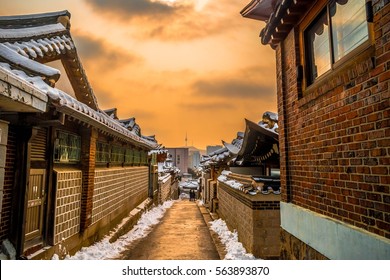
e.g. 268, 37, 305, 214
96, 142, 109, 163
54, 131, 81, 163
306, 10, 331, 82
331, 0, 368, 61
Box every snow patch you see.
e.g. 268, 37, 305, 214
210, 219, 259, 260
54, 200, 176, 260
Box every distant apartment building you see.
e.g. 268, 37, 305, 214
188, 146, 201, 170
167, 148, 189, 176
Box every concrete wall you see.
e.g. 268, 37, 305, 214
281, 202, 390, 259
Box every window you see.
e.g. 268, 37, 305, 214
133, 150, 141, 165
125, 148, 134, 164
304, 0, 369, 85
111, 145, 124, 164
54, 131, 81, 163
140, 150, 148, 165
176, 155, 181, 165
96, 142, 109, 163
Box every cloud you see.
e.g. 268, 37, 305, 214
84, 0, 183, 19
73, 33, 142, 68
181, 101, 235, 111
84, 0, 241, 41
192, 79, 275, 100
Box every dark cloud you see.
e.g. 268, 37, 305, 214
192, 79, 275, 100
84, 0, 180, 19
84, 0, 240, 41
73, 33, 142, 68
181, 101, 235, 111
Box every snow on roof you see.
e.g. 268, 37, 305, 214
0, 23, 66, 39
0, 44, 60, 80
0, 62, 157, 149
0, 11, 159, 149
0, 10, 70, 27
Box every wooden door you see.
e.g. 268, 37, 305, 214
25, 169, 46, 242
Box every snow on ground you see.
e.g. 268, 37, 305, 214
52, 197, 257, 260
55, 200, 176, 260
209, 219, 259, 260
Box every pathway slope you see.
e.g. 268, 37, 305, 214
116, 199, 220, 260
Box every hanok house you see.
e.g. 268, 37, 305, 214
200, 112, 281, 259
0, 11, 159, 259
241, 0, 390, 259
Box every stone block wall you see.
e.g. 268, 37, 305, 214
53, 169, 82, 244
217, 181, 281, 259
92, 166, 148, 224
280, 228, 328, 260
158, 174, 172, 204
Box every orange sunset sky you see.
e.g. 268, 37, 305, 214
1, 0, 277, 151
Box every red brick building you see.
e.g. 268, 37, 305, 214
241, 0, 389, 259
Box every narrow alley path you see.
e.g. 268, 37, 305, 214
115, 199, 220, 260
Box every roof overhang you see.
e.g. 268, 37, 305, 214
237, 119, 279, 162
240, 0, 281, 21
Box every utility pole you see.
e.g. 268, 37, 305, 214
185, 132, 188, 147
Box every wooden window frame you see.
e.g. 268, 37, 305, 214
299, 0, 374, 91
53, 130, 81, 163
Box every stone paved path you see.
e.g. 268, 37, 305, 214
115, 199, 220, 260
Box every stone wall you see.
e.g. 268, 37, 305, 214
280, 228, 328, 260
92, 166, 148, 224
217, 181, 280, 259
53, 169, 82, 244
158, 174, 178, 204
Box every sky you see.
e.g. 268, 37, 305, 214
1, 0, 277, 151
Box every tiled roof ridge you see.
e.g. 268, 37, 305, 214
0, 10, 70, 29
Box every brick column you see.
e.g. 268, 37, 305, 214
80, 127, 97, 231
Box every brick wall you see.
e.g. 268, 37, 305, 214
217, 181, 280, 259
276, 2, 389, 239
53, 169, 82, 244
80, 128, 97, 231
92, 166, 148, 224
0, 125, 15, 241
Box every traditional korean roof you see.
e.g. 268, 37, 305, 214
240, 0, 281, 21
236, 116, 279, 164
103, 108, 118, 120
200, 111, 279, 169
0, 10, 99, 109
241, 0, 312, 47
0, 11, 158, 149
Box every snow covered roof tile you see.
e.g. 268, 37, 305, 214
0, 11, 159, 150
0, 11, 98, 110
